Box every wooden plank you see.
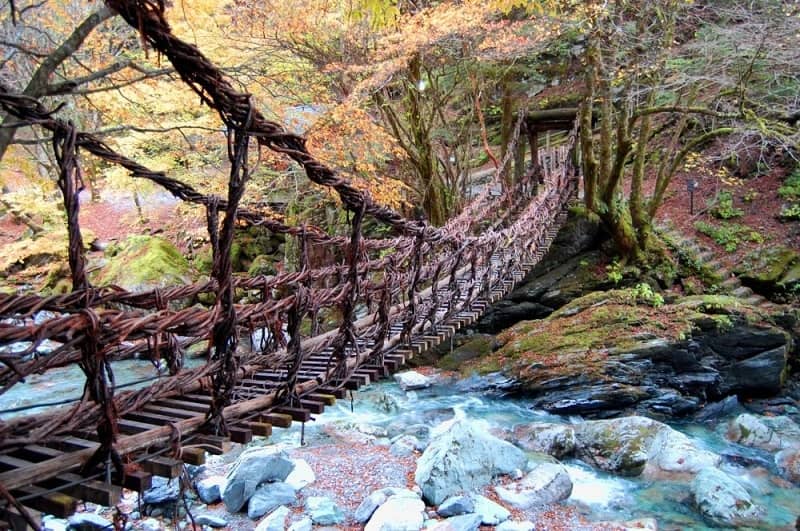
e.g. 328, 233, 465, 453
11, 486, 76, 518
246, 422, 272, 437
195, 435, 231, 455
180, 447, 206, 466
260, 413, 292, 428
118, 418, 160, 435
228, 427, 253, 444
120, 470, 151, 492
299, 400, 324, 414
143, 404, 196, 419
56, 473, 122, 507
307, 393, 336, 406
155, 399, 209, 414
125, 409, 185, 425
273, 407, 311, 422
141, 456, 182, 478
318, 387, 347, 399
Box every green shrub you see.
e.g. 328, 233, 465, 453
778, 168, 800, 201
710, 191, 743, 219
694, 221, 763, 253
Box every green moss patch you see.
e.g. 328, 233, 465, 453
93, 235, 192, 292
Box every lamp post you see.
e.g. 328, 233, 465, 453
686, 179, 698, 215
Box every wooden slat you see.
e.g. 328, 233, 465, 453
180, 447, 206, 466
155, 399, 209, 414
56, 473, 122, 507
246, 422, 272, 437
274, 407, 311, 422
125, 410, 185, 425
299, 400, 324, 414
195, 435, 231, 455
118, 418, 160, 435
228, 427, 252, 444
141, 456, 182, 478
260, 413, 292, 428
120, 470, 151, 492
307, 393, 336, 406
11, 486, 76, 518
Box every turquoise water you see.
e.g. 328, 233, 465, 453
272, 378, 800, 530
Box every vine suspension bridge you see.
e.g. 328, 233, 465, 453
0, 1, 580, 528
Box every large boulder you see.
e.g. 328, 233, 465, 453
355, 487, 418, 524
776, 447, 800, 484
222, 447, 295, 512
472, 495, 510, 525
414, 419, 527, 505
509, 423, 576, 458
427, 514, 482, 531
467, 291, 792, 419
691, 467, 763, 526
726, 413, 800, 451
364, 493, 425, 531
394, 371, 432, 391
306, 496, 345, 526
573, 417, 662, 476
247, 482, 297, 520
93, 235, 192, 292
494, 458, 572, 509
573, 416, 720, 478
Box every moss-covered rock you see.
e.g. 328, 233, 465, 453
734, 246, 800, 296
248, 255, 277, 277
464, 290, 791, 418
437, 335, 497, 371
93, 235, 192, 292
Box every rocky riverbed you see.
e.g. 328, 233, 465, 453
47, 370, 800, 531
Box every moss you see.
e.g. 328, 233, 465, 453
248, 255, 277, 277
93, 235, 192, 292
734, 246, 799, 286
466, 289, 776, 385
438, 335, 495, 372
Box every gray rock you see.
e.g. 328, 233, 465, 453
427, 513, 482, 531
306, 496, 345, 525
390, 434, 420, 457
222, 446, 295, 512
726, 413, 800, 451
143, 476, 181, 505
394, 371, 432, 391
67, 513, 113, 531
42, 516, 68, 531
645, 425, 720, 477
495, 461, 572, 508
255, 506, 291, 531
285, 459, 315, 490
355, 487, 419, 523
139, 518, 161, 531
287, 516, 313, 531
573, 416, 662, 476
365, 493, 425, 531
195, 514, 227, 528
415, 419, 527, 504
473, 495, 510, 525
247, 482, 297, 519
776, 447, 800, 484
691, 467, 763, 526
195, 476, 226, 504
437, 494, 475, 517
495, 521, 536, 531
511, 422, 575, 458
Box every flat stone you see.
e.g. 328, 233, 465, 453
365, 493, 425, 531
726, 413, 800, 451
287, 516, 313, 531
288, 516, 313, 531
195, 514, 228, 528
247, 482, 297, 519
143, 476, 180, 505
195, 476, 226, 504
67, 513, 114, 531
691, 467, 763, 526
437, 494, 475, 517
306, 496, 345, 526
427, 513, 482, 531
255, 505, 291, 531
495, 521, 535, 531
394, 371, 432, 391
495, 461, 572, 509
473, 495, 509, 525
285, 459, 316, 491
